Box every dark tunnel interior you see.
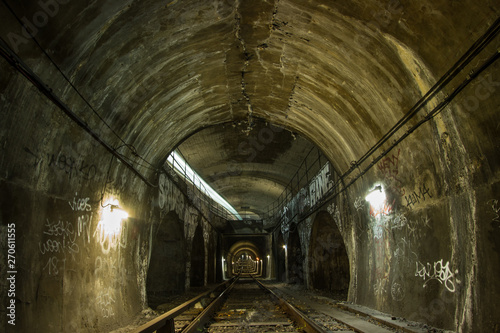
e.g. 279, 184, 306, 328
0, 1, 499, 332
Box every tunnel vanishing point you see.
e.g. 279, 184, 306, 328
0, 0, 499, 332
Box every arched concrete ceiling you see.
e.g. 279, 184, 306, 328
2, 0, 498, 218
176, 120, 320, 219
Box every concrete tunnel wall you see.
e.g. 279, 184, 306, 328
1, 76, 499, 331
275, 84, 500, 332
0, 1, 499, 332
0, 131, 222, 332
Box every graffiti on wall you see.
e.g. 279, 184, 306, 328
158, 173, 185, 217
404, 182, 432, 210
96, 287, 116, 318
94, 255, 128, 288
353, 196, 365, 211
373, 277, 389, 297
39, 219, 80, 259
158, 172, 205, 247
415, 259, 459, 293
309, 163, 334, 208
489, 199, 500, 228
280, 162, 336, 243
377, 148, 405, 196
327, 202, 343, 234
24, 147, 98, 181
391, 280, 405, 301
93, 218, 128, 255
184, 206, 199, 242
70, 193, 93, 245
40, 193, 131, 285
281, 206, 290, 244
39, 193, 95, 276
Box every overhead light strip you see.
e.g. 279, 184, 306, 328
167, 151, 242, 220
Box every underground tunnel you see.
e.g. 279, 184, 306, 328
0, 0, 499, 332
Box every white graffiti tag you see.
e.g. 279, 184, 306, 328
415, 259, 459, 292
327, 203, 342, 233
489, 199, 500, 227
354, 196, 365, 211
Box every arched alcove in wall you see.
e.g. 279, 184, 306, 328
207, 232, 216, 283
190, 223, 205, 287
275, 232, 286, 282
146, 211, 186, 307
308, 210, 350, 293
288, 227, 304, 284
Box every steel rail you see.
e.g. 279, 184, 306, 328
137, 275, 329, 333
130, 277, 236, 333
252, 277, 328, 333
180, 276, 241, 333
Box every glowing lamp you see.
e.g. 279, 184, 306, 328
365, 185, 386, 209
100, 199, 128, 236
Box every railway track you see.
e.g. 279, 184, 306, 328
132, 276, 407, 333
203, 276, 323, 333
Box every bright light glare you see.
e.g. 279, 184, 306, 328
167, 151, 242, 220
100, 199, 128, 236
365, 185, 386, 208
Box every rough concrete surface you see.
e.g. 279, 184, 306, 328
0, 0, 499, 332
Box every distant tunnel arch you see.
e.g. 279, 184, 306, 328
226, 241, 262, 276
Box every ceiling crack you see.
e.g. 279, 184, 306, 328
234, 1, 255, 135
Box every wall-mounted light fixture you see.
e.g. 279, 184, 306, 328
100, 198, 128, 236
365, 184, 386, 209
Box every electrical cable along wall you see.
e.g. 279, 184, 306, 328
0, 1, 499, 332
268, 17, 500, 245
266, 17, 500, 331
